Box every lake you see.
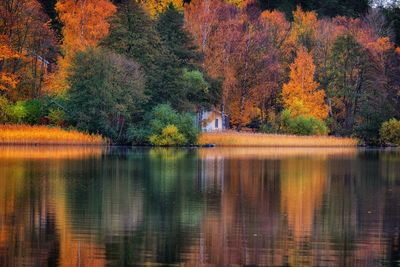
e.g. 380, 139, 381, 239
0, 146, 399, 266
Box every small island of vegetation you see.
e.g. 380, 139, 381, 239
1, 0, 400, 147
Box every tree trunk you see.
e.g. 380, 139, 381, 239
237, 94, 245, 131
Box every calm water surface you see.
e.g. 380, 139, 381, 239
0, 146, 399, 266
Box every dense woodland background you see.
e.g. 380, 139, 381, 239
1, 0, 400, 145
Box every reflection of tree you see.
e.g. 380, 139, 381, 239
280, 157, 328, 266
0, 147, 399, 266
0, 148, 105, 266
193, 155, 283, 266
194, 148, 400, 266
64, 148, 204, 265
138, 148, 203, 264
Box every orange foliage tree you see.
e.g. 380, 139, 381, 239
0, 36, 19, 92
185, 0, 281, 128
52, 0, 116, 92
282, 47, 328, 120
0, 0, 57, 98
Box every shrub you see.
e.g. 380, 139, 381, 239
149, 124, 187, 146
380, 118, 400, 145
281, 109, 328, 136
145, 104, 198, 145
127, 125, 149, 145
6, 101, 27, 123
0, 96, 10, 123
23, 99, 44, 124
48, 108, 66, 126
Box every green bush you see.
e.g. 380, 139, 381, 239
259, 123, 274, 133
0, 96, 10, 123
149, 124, 187, 146
281, 109, 328, 136
6, 101, 27, 124
145, 104, 198, 145
126, 125, 149, 144
380, 118, 400, 145
23, 99, 44, 124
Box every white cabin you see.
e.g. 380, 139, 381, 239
197, 109, 227, 132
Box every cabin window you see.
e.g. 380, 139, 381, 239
215, 119, 219, 128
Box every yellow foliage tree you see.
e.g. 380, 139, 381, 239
290, 6, 318, 49
225, 0, 244, 6
137, 0, 184, 17
51, 0, 116, 92
282, 47, 328, 120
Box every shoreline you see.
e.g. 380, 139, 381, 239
198, 132, 358, 148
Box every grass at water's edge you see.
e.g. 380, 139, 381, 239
198, 131, 358, 147
0, 124, 105, 145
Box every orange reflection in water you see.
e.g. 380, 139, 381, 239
194, 147, 358, 266
0, 146, 105, 160
0, 146, 106, 267
280, 157, 328, 266
198, 147, 358, 160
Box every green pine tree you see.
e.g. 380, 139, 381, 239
156, 3, 201, 69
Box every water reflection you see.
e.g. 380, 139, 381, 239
0, 146, 399, 266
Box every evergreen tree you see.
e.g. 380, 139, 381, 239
102, 0, 185, 110
67, 48, 146, 143
327, 34, 367, 135
101, 0, 164, 73
156, 3, 201, 69
103, 0, 221, 111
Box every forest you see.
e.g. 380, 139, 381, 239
0, 0, 400, 145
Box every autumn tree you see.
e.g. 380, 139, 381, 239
314, 18, 343, 92
37, 0, 62, 38
354, 37, 399, 143
227, 9, 282, 129
0, 0, 58, 99
137, 0, 184, 17
258, 0, 370, 18
282, 47, 328, 121
0, 36, 19, 92
53, 0, 116, 92
185, 0, 240, 125
259, 10, 292, 61
290, 6, 318, 51
184, 0, 238, 75
258, 10, 292, 114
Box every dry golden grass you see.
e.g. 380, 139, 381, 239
0, 124, 105, 145
198, 131, 358, 147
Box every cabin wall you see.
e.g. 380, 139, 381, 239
201, 111, 223, 132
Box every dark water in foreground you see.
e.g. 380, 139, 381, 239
0, 146, 399, 267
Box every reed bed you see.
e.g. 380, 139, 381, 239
198, 131, 358, 147
0, 125, 105, 145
